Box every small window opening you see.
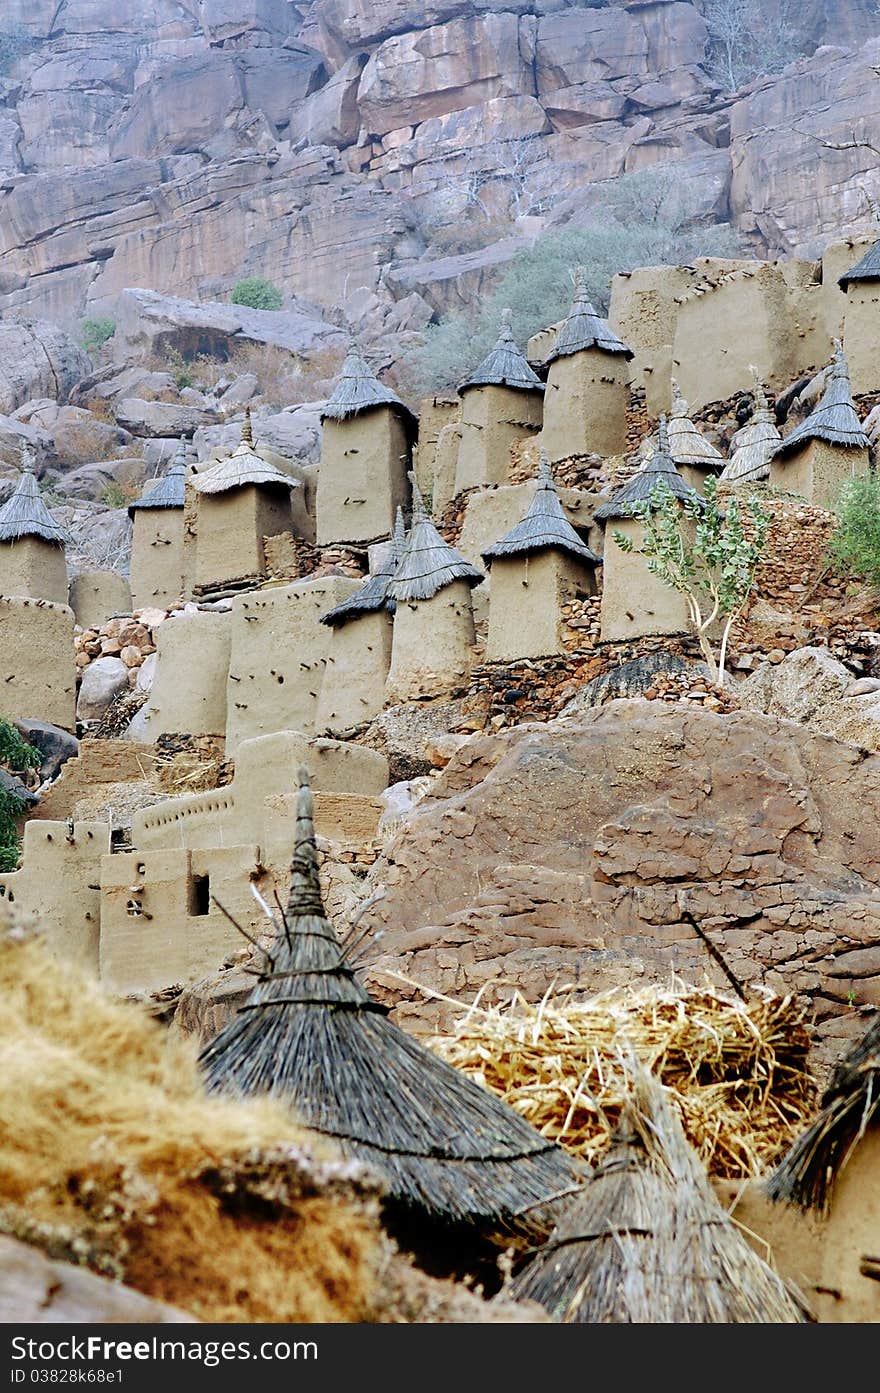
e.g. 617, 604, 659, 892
189, 873, 210, 917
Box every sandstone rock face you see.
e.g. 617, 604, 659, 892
355, 702, 880, 1057
113, 288, 346, 363
0, 321, 91, 417
740, 646, 880, 753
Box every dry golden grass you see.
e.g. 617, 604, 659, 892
429, 982, 818, 1180
0, 908, 382, 1322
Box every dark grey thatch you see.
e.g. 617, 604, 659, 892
198, 769, 582, 1233
767, 1014, 880, 1214
191, 409, 298, 495
773, 342, 869, 457
458, 308, 545, 395
322, 342, 417, 430
128, 439, 187, 517
546, 267, 634, 365
838, 237, 880, 286
508, 1070, 805, 1323
594, 418, 701, 524
482, 452, 601, 566
320, 507, 407, 628
720, 370, 781, 486
0, 445, 66, 546
387, 475, 483, 601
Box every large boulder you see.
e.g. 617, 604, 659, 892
740, 645, 880, 751
354, 701, 880, 1064
13, 719, 79, 783
0, 1235, 194, 1323
76, 656, 129, 722
0, 321, 91, 417
115, 398, 220, 439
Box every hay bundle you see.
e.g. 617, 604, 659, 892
508, 1070, 806, 1323
199, 770, 582, 1237
0, 908, 383, 1323
429, 983, 817, 1179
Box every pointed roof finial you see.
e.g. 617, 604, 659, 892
546, 271, 633, 364
658, 414, 670, 454
458, 310, 544, 395
670, 378, 687, 417
393, 504, 407, 559
408, 469, 427, 520
749, 364, 769, 414
241, 405, 254, 447
19, 441, 36, 476
286, 767, 325, 921
537, 449, 554, 486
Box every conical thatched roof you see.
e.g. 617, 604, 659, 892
191, 410, 299, 496
546, 268, 633, 365
594, 418, 701, 523
458, 309, 544, 396
766, 1014, 880, 1214
482, 453, 601, 566
838, 237, 880, 286
199, 769, 582, 1233
322, 342, 417, 429
773, 342, 869, 457
508, 1070, 805, 1323
720, 371, 781, 486
128, 438, 187, 516
667, 381, 724, 473
387, 475, 483, 601
320, 507, 407, 627
0, 445, 66, 546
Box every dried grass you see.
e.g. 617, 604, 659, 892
0, 908, 383, 1322
429, 982, 818, 1180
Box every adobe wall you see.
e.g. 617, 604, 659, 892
224, 576, 360, 754
194, 486, 293, 593
454, 385, 543, 493
486, 550, 597, 661
100, 842, 266, 996
32, 739, 156, 822
316, 407, 411, 546
129, 508, 186, 611
144, 609, 231, 739
820, 236, 870, 345
0, 596, 76, 730
386, 580, 477, 701
414, 395, 459, 498
432, 421, 462, 514
542, 349, 630, 460
770, 440, 870, 512
181, 481, 198, 600
0, 820, 111, 973
314, 609, 393, 733
68, 570, 132, 630
842, 283, 880, 397
0, 537, 68, 605
608, 263, 708, 416
600, 518, 692, 641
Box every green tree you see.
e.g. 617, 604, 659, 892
0, 718, 40, 874
613, 476, 770, 687
81, 317, 116, 354
828, 472, 880, 590
230, 277, 284, 311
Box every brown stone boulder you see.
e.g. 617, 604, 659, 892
354, 701, 880, 1064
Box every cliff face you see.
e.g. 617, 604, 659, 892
2, 0, 880, 338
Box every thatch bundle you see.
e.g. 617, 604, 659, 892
0, 906, 384, 1323
429, 982, 816, 1180
387, 475, 483, 602
773, 341, 869, 456
839, 236, 880, 286
767, 1013, 880, 1212
321, 507, 406, 627
594, 418, 700, 523
128, 438, 187, 515
507, 1070, 806, 1323
667, 380, 724, 471
0, 444, 67, 545
458, 308, 544, 395
322, 342, 417, 429
199, 770, 582, 1236
191, 410, 298, 495
482, 452, 601, 566
721, 369, 780, 485
545, 267, 633, 364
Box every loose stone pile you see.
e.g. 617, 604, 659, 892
642, 670, 740, 713
74, 610, 161, 686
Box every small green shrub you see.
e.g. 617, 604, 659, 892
100, 482, 130, 509
164, 346, 196, 391
230, 277, 284, 312
81, 317, 116, 354
829, 472, 880, 589
0, 718, 40, 875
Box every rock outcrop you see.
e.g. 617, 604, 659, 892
353, 701, 880, 1063
0, 1235, 194, 1324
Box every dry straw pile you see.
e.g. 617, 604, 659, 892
430, 982, 817, 1179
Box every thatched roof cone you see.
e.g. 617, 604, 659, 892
482, 452, 601, 566
191, 410, 299, 496
0, 444, 67, 545
321, 342, 417, 430
508, 1070, 805, 1323
128, 438, 188, 516
319, 512, 407, 628
721, 370, 781, 485
458, 308, 545, 396
767, 1014, 880, 1213
594, 417, 701, 523
546, 268, 634, 365
199, 769, 582, 1232
667, 381, 724, 473
773, 342, 869, 457
387, 474, 483, 601
838, 237, 880, 286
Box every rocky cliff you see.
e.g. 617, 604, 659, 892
3, 0, 880, 345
